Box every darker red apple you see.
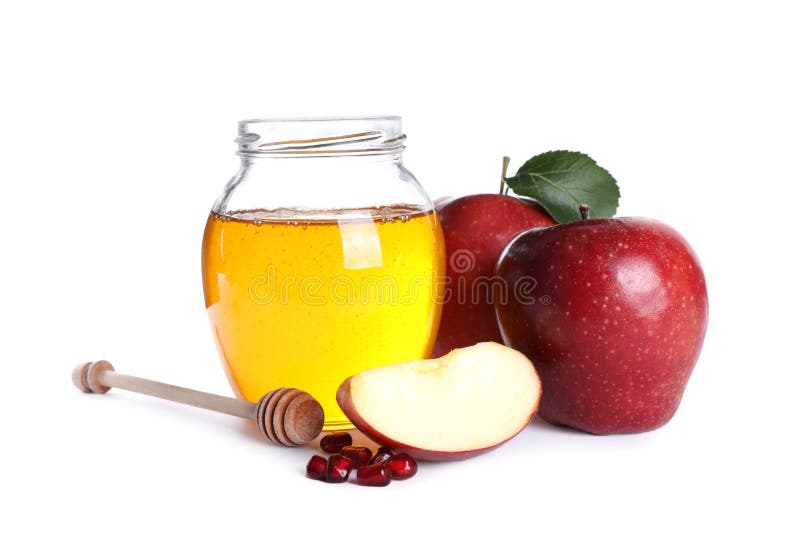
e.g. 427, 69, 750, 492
495, 217, 708, 435
433, 194, 555, 357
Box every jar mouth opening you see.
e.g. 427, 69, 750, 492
236, 116, 405, 157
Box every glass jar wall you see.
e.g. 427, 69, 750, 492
201, 117, 445, 429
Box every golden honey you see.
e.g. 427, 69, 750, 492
201, 205, 445, 429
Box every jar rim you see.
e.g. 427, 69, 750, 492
238, 115, 400, 124
236, 116, 405, 157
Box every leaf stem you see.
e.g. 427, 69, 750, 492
499, 156, 510, 195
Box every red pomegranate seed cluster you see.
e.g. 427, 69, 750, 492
306, 432, 418, 486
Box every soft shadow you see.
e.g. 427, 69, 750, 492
529, 415, 589, 436
234, 421, 383, 459
236, 417, 270, 445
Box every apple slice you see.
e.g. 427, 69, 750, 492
336, 342, 542, 461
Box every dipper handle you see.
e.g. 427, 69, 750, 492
72, 361, 324, 446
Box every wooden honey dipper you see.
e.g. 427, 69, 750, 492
72, 360, 324, 446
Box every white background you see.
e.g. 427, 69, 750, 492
2, 1, 798, 551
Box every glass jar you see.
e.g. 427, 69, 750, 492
201, 116, 445, 429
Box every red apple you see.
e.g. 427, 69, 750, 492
495, 218, 708, 435
337, 342, 542, 461
433, 194, 555, 357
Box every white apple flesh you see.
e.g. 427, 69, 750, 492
337, 342, 542, 461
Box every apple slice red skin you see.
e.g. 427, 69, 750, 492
337, 378, 540, 462
495, 217, 708, 435
433, 194, 555, 358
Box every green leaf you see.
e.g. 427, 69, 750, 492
505, 150, 620, 223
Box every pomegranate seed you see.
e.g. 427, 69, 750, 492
387, 453, 418, 480
326, 454, 355, 483
355, 464, 391, 487
369, 446, 393, 466
306, 455, 327, 481
341, 446, 372, 468
320, 432, 353, 453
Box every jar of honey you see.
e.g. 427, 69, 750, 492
201, 117, 445, 429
